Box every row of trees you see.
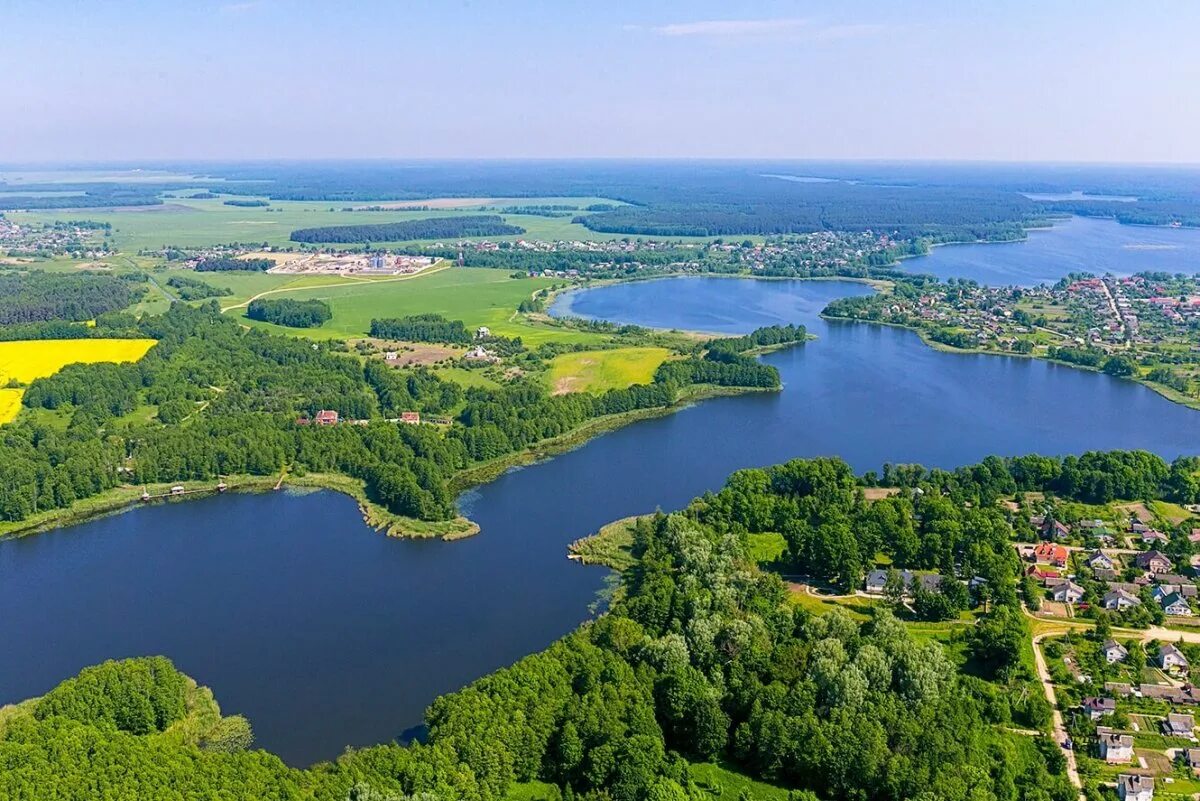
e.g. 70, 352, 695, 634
289, 216, 524, 244
370, 313, 472, 344
246, 298, 332, 328
194, 257, 273, 272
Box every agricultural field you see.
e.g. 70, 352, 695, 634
0, 388, 21, 424
0, 338, 157, 423
232, 266, 607, 346
10, 195, 658, 252
546, 346, 672, 394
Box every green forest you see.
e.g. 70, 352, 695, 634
289, 216, 525, 244
0, 302, 788, 526
0, 271, 144, 325
1, 450, 1132, 801
247, 298, 333, 328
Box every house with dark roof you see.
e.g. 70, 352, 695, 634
1082, 697, 1117, 719
1103, 640, 1129, 664
1166, 712, 1196, 738
1097, 726, 1134, 763
1159, 592, 1193, 617
1137, 550, 1172, 574
1118, 773, 1153, 801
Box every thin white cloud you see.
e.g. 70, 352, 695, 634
650, 18, 809, 37
637, 17, 887, 42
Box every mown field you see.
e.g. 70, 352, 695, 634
0, 339, 157, 423
11, 196, 654, 251
547, 347, 672, 394
230, 266, 607, 346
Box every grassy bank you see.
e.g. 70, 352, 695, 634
568, 515, 646, 570
0, 471, 476, 543
448, 382, 776, 495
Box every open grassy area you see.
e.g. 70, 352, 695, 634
0, 338, 157, 423
689, 762, 793, 800
229, 266, 608, 346
12, 196, 663, 252
547, 346, 672, 394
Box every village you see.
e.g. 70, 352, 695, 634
855, 497, 1200, 801
0, 215, 112, 259
825, 270, 1200, 403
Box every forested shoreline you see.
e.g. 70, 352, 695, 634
0, 302, 796, 532
8, 449, 1181, 800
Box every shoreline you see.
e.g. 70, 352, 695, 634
0, 383, 778, 545
821, 312, 1200, 413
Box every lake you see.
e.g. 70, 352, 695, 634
5, 269, 1200, 767
907, 215, 1200, 285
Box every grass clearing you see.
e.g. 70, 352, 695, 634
547, 347, 672, 394
232, 267, 607, 346
747, 532, 788, 564
12, 197, 671, 252
689, 762, 793, 800
0, 339, 157, 424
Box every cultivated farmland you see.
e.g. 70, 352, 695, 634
0, 339, 157, 423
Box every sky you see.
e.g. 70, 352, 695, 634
2, 0, 1199, 163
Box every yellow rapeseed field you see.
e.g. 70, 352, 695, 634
0, 339, 157, 424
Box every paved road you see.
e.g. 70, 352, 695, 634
1031, 633, 1086, 800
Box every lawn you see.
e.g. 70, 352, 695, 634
747, 532, 788, 564
12, 196, 659, 252
689, 762, 793, 800
547, 347, 672, 394
0, 338, 157, 424
230, 266, 607, 346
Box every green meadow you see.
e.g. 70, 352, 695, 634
227, 266, 608, 346
12, 195, 665, 251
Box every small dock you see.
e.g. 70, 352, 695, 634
139, 480, 228, 502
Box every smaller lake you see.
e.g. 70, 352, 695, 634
1022, 191, 1138, 202
0, 489, 608, 767
908, 216, 1200, 286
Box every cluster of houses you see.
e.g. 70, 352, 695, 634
296, 409, 424, 427
1076, 643, 1200, 800
1023, 513, 1199, 617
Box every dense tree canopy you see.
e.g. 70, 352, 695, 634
290, 216, 524, 244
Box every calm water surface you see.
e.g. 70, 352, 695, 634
908, 216, 1200, 285
5, 260, 1200, 766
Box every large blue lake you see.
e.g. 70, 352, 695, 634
906, 215, 1200, 285
3, 219, 1200, 767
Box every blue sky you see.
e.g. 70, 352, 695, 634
2, 0, 1198, 162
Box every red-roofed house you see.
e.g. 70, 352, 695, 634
1034, 542, 1069, 568
314, 410, 340, 426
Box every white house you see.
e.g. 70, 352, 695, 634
1087, 550, 1116, 571
1097, 727, 1134, 764
1160, 592, 1193, 617
1118, 773, 1153, 801
1104, 589, 1141, 611
1052, 581, 1085, 604
1160, 644, 1190, 672
1103, 640, 1129, 664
